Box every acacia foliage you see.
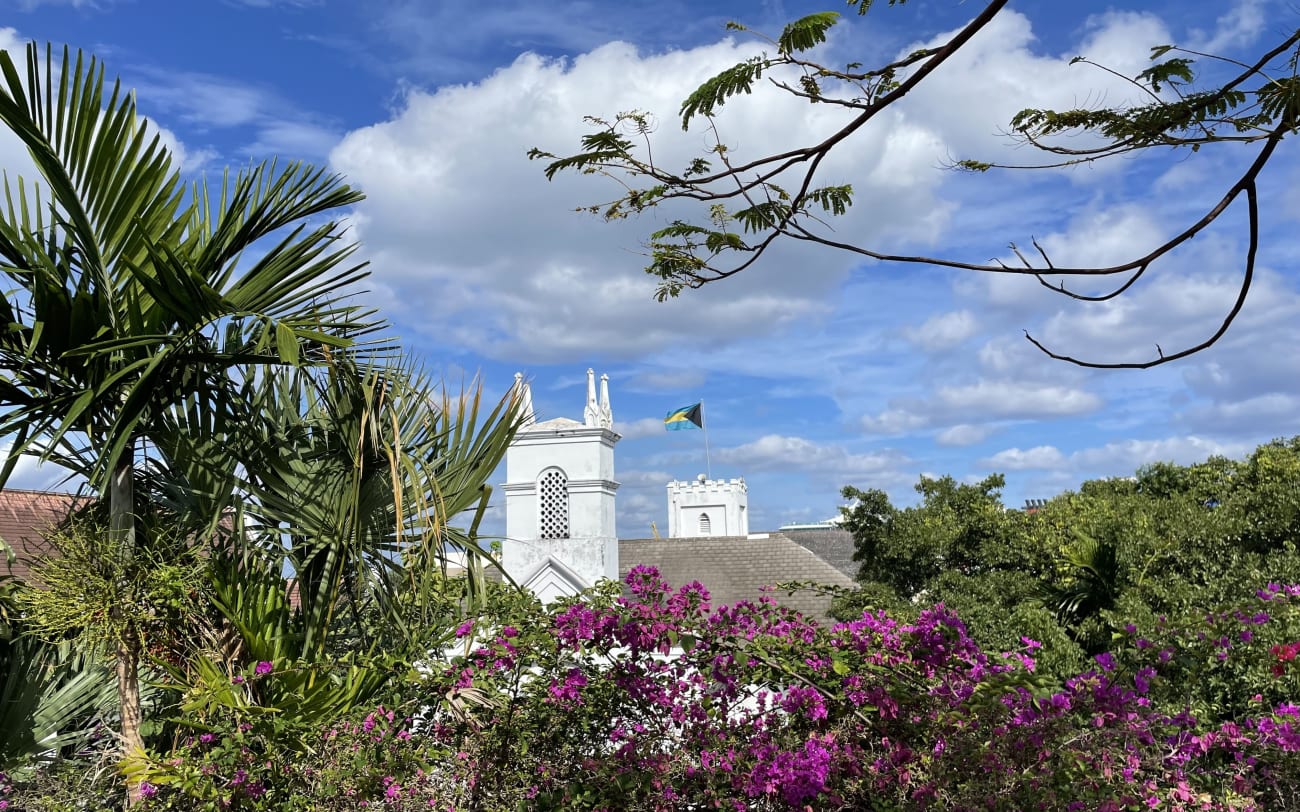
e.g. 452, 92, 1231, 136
839, 437, 1300, 708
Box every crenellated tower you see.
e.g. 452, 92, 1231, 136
667, 475, 749, 538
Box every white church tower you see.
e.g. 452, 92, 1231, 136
502, 369, 620, 602
667, 475, 749, 537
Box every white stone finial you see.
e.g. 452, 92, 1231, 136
598, 373, 612, 428
583, 367, 599, 427
514, 372, 535, 426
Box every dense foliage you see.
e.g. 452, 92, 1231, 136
838, 438, 1300, 712
6, 566, 1292, 811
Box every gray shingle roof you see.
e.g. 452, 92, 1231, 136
618, 532, 855, 620
781, 527, 858, 580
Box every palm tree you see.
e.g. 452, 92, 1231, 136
236, 357, 518, 660
1043, 533, 1123, 655
0, 43, 385, 780
154, 358, 519, 752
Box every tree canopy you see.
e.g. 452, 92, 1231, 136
837, 436, 1300, 714
532, 1, 1300, 368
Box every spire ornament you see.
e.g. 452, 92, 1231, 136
598, 373, 613, 428
514, 372, 535, 427
583, 367, 599, 427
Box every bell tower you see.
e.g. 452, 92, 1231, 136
502, 369, 620, 601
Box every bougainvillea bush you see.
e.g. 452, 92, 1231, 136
123, 567, 1300, 811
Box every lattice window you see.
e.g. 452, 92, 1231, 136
699, 512, 711, 536
539, 468, 569, 539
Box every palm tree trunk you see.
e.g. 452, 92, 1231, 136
116, 631, 145, 757
109, 458, 145, 804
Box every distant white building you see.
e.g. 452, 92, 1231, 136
499, 370, 856, 616
667, 475, 748, 537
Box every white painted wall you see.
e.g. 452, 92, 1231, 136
502, 372, 620, 595
667, 477, 748, 537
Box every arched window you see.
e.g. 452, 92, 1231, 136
699, 512, 711, 536
538, 468, 569, 539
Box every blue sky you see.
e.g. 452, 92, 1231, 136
3, 0, 1298, 538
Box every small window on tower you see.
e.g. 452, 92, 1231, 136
699, 512, 711, 536
539, 468, 569, 539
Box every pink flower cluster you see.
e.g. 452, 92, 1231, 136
418, 567, 1300, 810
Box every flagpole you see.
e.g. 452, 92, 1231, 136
701, 399, 712, 480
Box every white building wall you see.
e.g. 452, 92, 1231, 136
667, 477, 748, 537
502, 371, 620, 593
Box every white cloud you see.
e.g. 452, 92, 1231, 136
935, 424, 995, 447
234, 0, 322, 6
329, 33, 964, 361
1071, 436, 1251, 471
0, 449, 81, 492
623, 369, 706, 393
614, 417, 668, 440
905, 310, 978, 352
980, 445, 1066, 471
935, 380, 1102, 419
715, 434, 909, 488
323, 4, 1269, 403
860, 377, 1101, 441
618, 469, 674, 489
0, 29, 211, 177
860, 409, 927, 435
14, 0, 101, 8
1183, 394, 1300, 436
129, 69, 341, 162
895, 10, 1171, 171
1188, 0, 1268, 53
976, 434, 1257, 483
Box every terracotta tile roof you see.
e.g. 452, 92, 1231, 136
618, 532, 856, 621
0, 489, 83, 584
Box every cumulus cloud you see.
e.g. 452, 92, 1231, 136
861, 378, 1101, 438
979, 445, 1066, 471
1181, 392, 1300, 439
14, 0, 101, 8
935, 424, 996, 447
330, 35, 954, 362
623, 369, 706, 393
1188, 0, 1268, 53
860, 409, 928, 435
936, 380, 1103, 419
614, 417, 669, 440
974, 435, 1258, 495
1071, 436, 1252, 471
713, 434, 911, 492
0, 448, 81, 491
330, 9, 1175, 364
0, 28, 212, 176
905, 310, 979, 352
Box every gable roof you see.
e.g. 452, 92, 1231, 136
781, 527, 858, 580
0, 489, 82, 584
618, 532, 855, 620
519, 555, 591, 604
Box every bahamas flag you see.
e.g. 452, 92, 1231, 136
665, 402, 703, 431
